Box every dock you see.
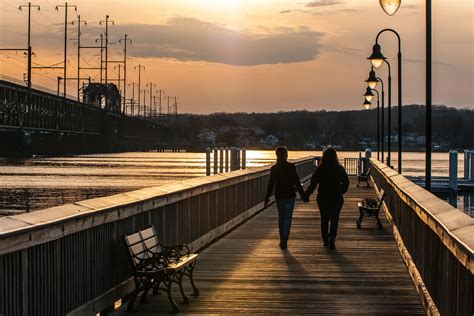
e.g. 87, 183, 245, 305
0, 157, 472, 316
110, 178, 424, 315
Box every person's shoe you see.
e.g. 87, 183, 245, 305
323, 241, 329, 248
329, 239, 336, 250
279, 240, 288, 250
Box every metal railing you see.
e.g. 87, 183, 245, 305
370, 158, 473, 316
344, 158, 360, 176
0, 157, 316, 316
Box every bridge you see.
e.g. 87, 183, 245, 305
0, 157, 472, 315
0, 78, 178, 155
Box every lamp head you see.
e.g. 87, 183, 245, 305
364, 87, 374, 102
368, 43, 386, 69
379, 0, 401, 16
365, 69, 379, 89
363, 99, 371, 110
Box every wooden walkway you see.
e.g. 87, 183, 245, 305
111, 178, 425, 315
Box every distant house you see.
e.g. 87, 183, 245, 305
198, 130, 217, 144
261, 135, 279, 148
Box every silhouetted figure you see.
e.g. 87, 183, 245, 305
304, 148, 349, 250
265, 146, 305, 250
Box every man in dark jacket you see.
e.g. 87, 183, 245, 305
265, 147, 305, 249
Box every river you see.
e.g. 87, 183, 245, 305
0, 150, 472, 216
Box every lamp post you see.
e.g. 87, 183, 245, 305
368, 29, 403, 173
365, 69, 385, 163
365, 88, 380, 160
378, 0, 431, 188
368, 58, 392, 167
376, 77, 385, 164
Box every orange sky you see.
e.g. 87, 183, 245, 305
1, 0, 473, 113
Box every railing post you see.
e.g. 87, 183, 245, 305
230, 147, 236, 171
213, 147, 218, 175
242, 148, 246, 169
225, 147, 229, 172
236, 147, 241, 170
470, 150, 474, 181
448, 149, 458, 191
464, 150, 471, 180
219, 147, 224, 173
205, 147, 211, 176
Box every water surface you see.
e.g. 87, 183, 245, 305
0, 151, 470, 216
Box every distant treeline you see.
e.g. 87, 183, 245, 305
169, 105, 474, 151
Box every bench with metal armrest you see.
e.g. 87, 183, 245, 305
357, 189, 385, 229
357, 167, 371, 187
123, 226, 199, 313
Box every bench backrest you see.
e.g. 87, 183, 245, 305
124, 226, 162, 270
124, 231, 148, 269
139, 226, 162, 254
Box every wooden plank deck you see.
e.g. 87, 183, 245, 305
110, 177, 425, 315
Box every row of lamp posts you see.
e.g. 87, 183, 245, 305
363, 29, 402, 173
362, 0, 433, 190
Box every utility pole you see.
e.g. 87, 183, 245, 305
173, 96, 178, 119
99, 15, 114, 85
119, 34, 132, 113
157, 89, 164, 119
98, 35, 103, 83
164, 96, 171, 119
72, 15, 86, 101
114, 64, 122, 96
147, 83, 156, 118
128, 82, 135, 116
134, 64, 145, 116
56, 2, 77, 98
142, 89, 147, 118
18, 2, 40, 89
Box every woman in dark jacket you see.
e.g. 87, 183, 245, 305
304, 148, 349, 250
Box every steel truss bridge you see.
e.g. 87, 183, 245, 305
0, 79, 174, 155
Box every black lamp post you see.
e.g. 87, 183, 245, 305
365, 69, 385, 163
365, 88, 380, 160
378, 0, 431, 188
377, 77, 385, 164
368, 58, 392, 167
368, 29, 403, 173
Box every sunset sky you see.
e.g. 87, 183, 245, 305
1, 0, 473, 113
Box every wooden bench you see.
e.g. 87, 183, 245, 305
123, 226, 199, 312
357, 189, 385, 229
357, 167, 371, 187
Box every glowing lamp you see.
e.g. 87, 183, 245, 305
364, 87, 374, 102
363, 99, 371, 110
365, 70, 379, 89
379, 0, 401, 16
368, 43, 386, 69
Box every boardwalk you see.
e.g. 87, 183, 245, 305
111, 178, 425, 315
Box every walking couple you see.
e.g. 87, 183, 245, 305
264, 146, 349, 250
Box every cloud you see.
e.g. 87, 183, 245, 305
305, 0, 343, 8
279, 10, 292, 14
110, 17, 324, 66
340, 47, 363, 52
404, 58, 454, 67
